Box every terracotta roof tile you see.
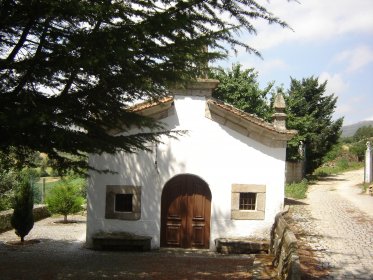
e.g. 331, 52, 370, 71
130, 96, 174, 112
206, 98, 296, 136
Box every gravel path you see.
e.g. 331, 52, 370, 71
287, 168, 373, 280
0, 215, 275, 279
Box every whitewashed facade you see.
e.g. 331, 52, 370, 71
86, 79, 296, 250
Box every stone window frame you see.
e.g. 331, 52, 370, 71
231, 184, 266, 220
105, 185, 141, 220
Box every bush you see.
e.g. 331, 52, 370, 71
0, 170, 18, 211
11, 178, 34, 242
322, 143, 342, 163
285, 179, 309, 199
350, 141, 366, 161
46, 182, 84, 223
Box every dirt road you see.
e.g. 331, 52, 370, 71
287, 169, 373, 280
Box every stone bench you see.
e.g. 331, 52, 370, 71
215, 238, 270, 254
92, 232, 152, 251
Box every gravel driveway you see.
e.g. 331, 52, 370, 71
0, 215, 276, 280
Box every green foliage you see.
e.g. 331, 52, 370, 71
361, 183, 370, 193
0, 167, 39, 211
11, 178, 34, 242
322, 143, 342, 163
33, 179, 61, 204
341, 136, 353, 144
46, 181, 84, 222
0, 148, 42, 172
285, 179, 309, 199
0, 169, 18, 211
313, 160, 363, 177
353, 125, 373, 142
209, 64, 273, 120
66, 176, 87, 198
0, 0, 288, 173
350, 141, 366, 161
285, 77, 343, 174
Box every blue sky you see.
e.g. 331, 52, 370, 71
215, 0, 373, 125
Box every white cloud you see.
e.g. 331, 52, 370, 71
240, 57, 289, 75
319, 72, 349, 96
249, 0, 373, 50
333, 45, 373, 73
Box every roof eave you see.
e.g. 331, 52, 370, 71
206, 98, 297, 148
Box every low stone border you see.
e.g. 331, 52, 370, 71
270, 207, 301, 280
0, 204, 51, 233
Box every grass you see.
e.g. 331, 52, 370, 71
285, 179, 309, 199
360, 183, 371, 193
33, 178, 62, 204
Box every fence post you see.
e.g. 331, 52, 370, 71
365, 141, 372, 183
42, 178, 46, 203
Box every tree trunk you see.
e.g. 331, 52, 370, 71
64, 215, 68, 223
21, 236, 24, 242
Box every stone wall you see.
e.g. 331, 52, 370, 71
0, 204, 51, 233
285, 161, 304, 184
270, 210, 301, 280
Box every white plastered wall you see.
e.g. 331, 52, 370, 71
86, 95, 286, 249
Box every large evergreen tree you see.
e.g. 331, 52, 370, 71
209, 64, 273, 120
0, 0, 287, 172
285, 77, 343, 174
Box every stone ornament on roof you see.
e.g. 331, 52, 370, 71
272, 92, 287, 131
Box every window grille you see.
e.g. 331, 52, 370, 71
239, 192, 256, 210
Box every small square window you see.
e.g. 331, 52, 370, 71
106, 185, 141, 220
115, 194, 133, 212
239, 192, 256, 210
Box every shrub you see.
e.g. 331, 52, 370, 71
350, 141, 366, 161
0, 170, 18, 211
11, 178, 34, 242
46, 182, 84, 223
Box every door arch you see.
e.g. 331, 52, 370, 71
160, 174, 211, 249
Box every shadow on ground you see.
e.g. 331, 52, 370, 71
315, 176, 347, 182
285, 198, 308, 206
0, 238, 279, 280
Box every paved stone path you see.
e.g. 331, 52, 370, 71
289, 169, 373, 280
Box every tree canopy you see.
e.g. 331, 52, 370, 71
209, 64, 273, 120
0, 0, 287, 173
285, 77, 343, 174
353, 125, 373, 142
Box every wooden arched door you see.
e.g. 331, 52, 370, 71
161, 174, 211, 249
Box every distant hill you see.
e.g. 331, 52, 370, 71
341, 120, 373, 138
